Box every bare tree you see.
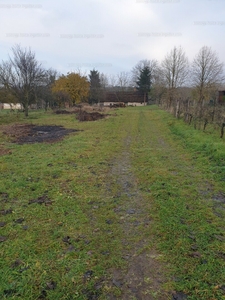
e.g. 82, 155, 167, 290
161, 46, 189, 111
98, 73, 109, 104
37, 68, 58, 110
116, 71, 131, 91
0, 44, 46, 116
108, 74, 117, 89
191, 46, 224, 114
99, 73, 109, 89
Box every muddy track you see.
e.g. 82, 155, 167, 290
106, 134, 169, 300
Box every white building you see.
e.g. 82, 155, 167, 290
0, 103, 22, 110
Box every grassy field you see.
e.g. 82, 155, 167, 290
0, 106, 225, 299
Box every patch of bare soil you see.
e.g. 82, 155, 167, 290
0, 145, 12, 156
76, 110, 107, 122
106, 136, 170, 300
1, 124, 79, 144
28, 194, 53, 206
212, 192, 225, 218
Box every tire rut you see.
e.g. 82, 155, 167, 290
106, 135, 169, 300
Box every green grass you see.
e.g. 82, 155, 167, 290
0, 109, 127, 299
1, 106, 225, 299
130, 107, 225, 299
0, 109, 49, 125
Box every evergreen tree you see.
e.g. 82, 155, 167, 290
136, 66, 151, 104
88, 69, 101, 104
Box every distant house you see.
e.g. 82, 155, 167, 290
0, 103, 22, 110
218, 90, 225, 105
101, 91, 146, 106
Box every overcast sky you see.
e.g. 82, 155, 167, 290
0, 0, 224, 76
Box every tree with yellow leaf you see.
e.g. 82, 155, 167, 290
52, 72, 89, 106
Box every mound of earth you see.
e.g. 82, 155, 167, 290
54, 109, 107, 121
2, 124, 79, 144
54, 109, 80, 114
77, 110, 106, 121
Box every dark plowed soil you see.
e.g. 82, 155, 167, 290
76, 111, 107, 122
2, 124, 79, 144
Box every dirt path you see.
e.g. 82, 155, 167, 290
105, 109, 225, 300
106, 133, 170, 299
103, 108, 222, 300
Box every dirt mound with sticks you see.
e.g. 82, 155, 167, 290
76, 110, 107, 121
53, 107, 108, 121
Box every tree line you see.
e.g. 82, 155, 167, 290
0, 45, 138, 115
150, 46, 225, 137
0, 44, 224, 137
